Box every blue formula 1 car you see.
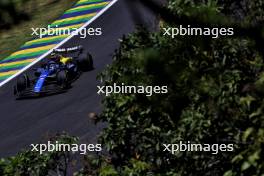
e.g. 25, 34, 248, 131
14, 46, 93, 98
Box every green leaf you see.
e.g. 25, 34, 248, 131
242, 128, 254, 142
223, 170, 233, 176
241, 161, 251, 171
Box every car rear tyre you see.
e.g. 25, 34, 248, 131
77, 52, 93, 71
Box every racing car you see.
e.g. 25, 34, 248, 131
14, 45, 93, 98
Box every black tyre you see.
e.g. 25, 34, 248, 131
34, 70, 41, 77
14, 74, 30, 95
77, 52, 93, 71
56, 70, 69, 89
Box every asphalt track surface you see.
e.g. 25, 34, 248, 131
0, 0, 158, 157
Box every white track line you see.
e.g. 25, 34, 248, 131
0, 0, 118, 88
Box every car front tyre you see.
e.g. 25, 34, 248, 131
56, 70, 69, 89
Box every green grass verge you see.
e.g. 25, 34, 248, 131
0, 0, 78, 60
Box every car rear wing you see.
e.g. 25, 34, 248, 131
53, 45, 83, 53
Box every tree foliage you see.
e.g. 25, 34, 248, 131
87, 0, 264, 175
0, 134, 77, 176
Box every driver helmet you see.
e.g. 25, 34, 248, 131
50, 53, 61, 62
